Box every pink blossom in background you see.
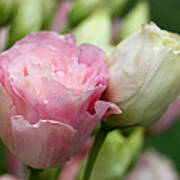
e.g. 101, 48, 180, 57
0, 175, 22, 180
7, 151, 25, 178
111, 19, 122, 45
125, 150, 179, 180
59, 139, 92, 180
0, 32, 120, 169
51, 0, 72, 32
0, 27, 9, 52
148, 99, 180, 134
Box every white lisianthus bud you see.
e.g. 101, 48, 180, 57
106, 23, 180, 127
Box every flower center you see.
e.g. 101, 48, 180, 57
10, 55, 101, 100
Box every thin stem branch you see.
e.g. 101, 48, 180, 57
27, 167, 42, 180
82, 124, 108, 180
52, 166, 63, 180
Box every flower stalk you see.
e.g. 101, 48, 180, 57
27, 167, 42, 180
82, 123, 109, 180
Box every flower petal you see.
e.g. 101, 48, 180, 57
79, 44, 106, 66
0, 84, 14, 148
73, 100, 121, 153
10, 116, 76, 169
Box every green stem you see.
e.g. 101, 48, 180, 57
52, 166, 63, 180
27, 167, 42, 180
82, 124, 108, 180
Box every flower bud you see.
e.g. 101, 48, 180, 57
106, 24, 180, 127
108, 0, 126, 17
51, 0, 72, 32
77, 128, 144, 180
8, 0, 43, 47
125, 150, 179, 180
0, 0, 13, 26
120, 0, 150, 40
73, 8, 113, 53
66, 0, 130, 31
67, 0, 105, 28
41, 0, 58, 30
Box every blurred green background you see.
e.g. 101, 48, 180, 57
147, 120, 180, 172
149, 0, 180, 33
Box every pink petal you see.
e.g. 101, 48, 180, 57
15, 32, 78, 58
8, 79, 39, 124
7, 151, 25, 178
79, 44, 106, 66
46, 85, 106, 128
0, 84, 15, 148
73, 100, 121, 153
59, 139, 92, 180
10, 116, 76, 169
101, 101, 122, 120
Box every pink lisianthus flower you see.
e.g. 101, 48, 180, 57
0, 32, 120, 169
